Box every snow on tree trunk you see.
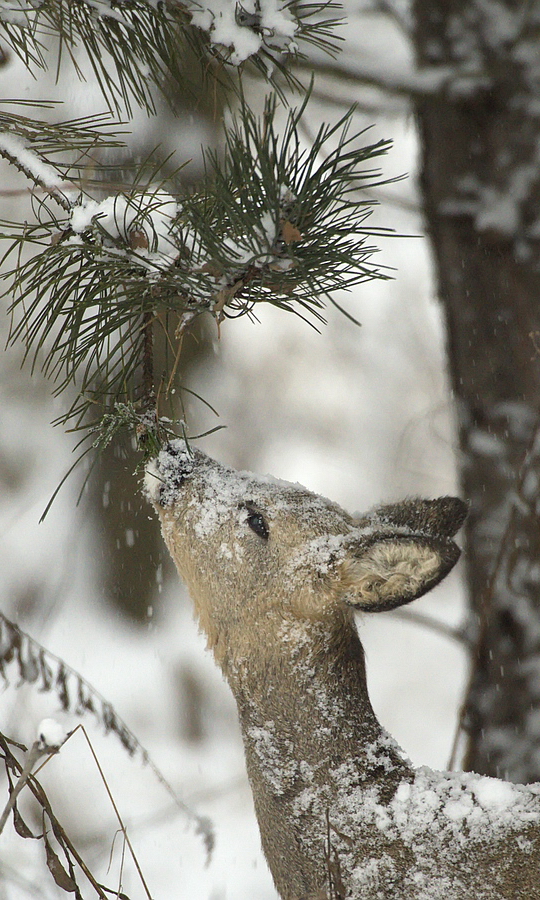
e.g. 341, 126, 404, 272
412, 0, 540, 783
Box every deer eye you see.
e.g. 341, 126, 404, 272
243, 506, 269, 540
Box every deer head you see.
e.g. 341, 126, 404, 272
145, 440, 466, 673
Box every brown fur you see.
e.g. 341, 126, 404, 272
146, 443, 540, 899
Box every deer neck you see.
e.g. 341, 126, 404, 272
227, 611, 411, 788
222, 612, 411, 899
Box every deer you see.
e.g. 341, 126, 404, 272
145, 440, 540, 899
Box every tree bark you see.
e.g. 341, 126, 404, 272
412, 1, 540, 782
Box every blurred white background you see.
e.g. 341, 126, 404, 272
0, 5, 468, 897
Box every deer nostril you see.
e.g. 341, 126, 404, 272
246, 510, 269, 540
145, 440, 197, 507
163, 440, 196, 481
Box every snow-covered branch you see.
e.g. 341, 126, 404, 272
0, 0, 342, 112
0, 132, 73, 211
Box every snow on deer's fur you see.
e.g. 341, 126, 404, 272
145, 440, 540, 900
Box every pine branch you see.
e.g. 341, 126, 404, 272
0, 108, 125, 210
0, 134, 72, 212
0, 0, 343, 113
1, 93, 393, 455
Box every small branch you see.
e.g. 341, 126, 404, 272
388, 609, 468, 645
0, 732, 109, 898
310, 83, 405, 118
165, 309, 198, 397
0, 140, 73, 213
27, 773, 109, 898
374, 0, 412, 38
0, 741, 46, 835
297, 55, 474, 99
142, 309, 155, 405
78, 725, 154, 900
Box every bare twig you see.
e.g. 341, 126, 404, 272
0, 741, 46, 835
0, 732, 109, 898
374, 0, 412, 38
142, 309, 155, 406
388, 608, 468, 645
295, 56, 461, 99
77, 724, 154, 900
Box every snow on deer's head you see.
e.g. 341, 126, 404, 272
145, 440, 466, 668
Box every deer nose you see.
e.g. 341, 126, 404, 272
145, 439, 197, 507
162, 440, 197, 487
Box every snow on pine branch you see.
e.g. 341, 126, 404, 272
0, 0, 342, 113
70, 191, 180, 273
2, 92, 391, 457
188, 0, 299, 65
0, 132, 65, 191
0, 108, 124, 211
0, 130, 75, 212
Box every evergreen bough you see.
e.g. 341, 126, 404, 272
0, 0, 394, 485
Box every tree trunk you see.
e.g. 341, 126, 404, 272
412, 1, 540, 782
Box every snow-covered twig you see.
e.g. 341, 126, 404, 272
0, 132, 73, 212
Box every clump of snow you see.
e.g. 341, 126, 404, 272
70, 190, 178, 271
334, 763, 540, 851
37, 717, 66, 749
471, 776, 518, 811
220, 209, 280, 267
144, 441, 196, 506
188, 0, 297, 66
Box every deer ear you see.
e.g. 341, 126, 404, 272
360, 496, 468, 539
337, 535, 461, 612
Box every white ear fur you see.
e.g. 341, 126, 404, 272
338, 538, 456, 612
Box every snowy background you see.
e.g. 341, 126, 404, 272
0, 4, 468, 898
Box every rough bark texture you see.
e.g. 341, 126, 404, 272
412, 1, 540, 781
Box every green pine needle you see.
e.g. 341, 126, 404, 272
0, 0, 344, 114
1, 90, 393, 489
